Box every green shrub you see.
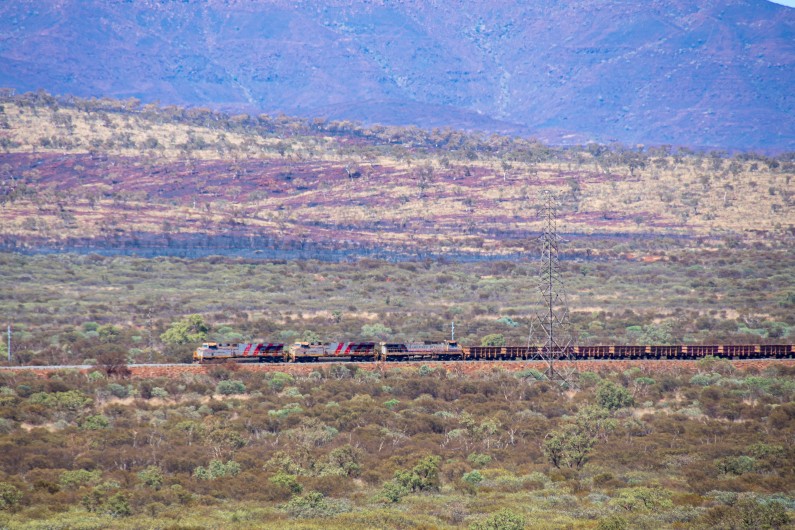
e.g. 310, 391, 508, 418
268, 372, 294, 391
150, 386, 169, 398
467, 453, 492, 467
596, 381, 634, 410
496, 316, 519, 327
480, 334, 506, 347
700, 498, 790, 529
107, 383, 129, 398
216, 380, 246, 395
596, 514, 628, 530
137, 466, 164, 490
87, 371, 105, 382
194, 459, 240, 480
282, 386, 303, 397
384, 399, 400, 410
284, 491, 352, 518
579, 371, 601, 386
103, 492, 131, 517
29, 390, 92, 411
690, 373, 721, 386
361, 323, 392, 340
463, 470, 483, 486
469, 508, 526, 530
717, 456, 756, 475
268, 403, 303, 418
269, 472, 302, 494
393, 455, 441, 493
0, 483, 22, 511
610, 487, 673, 512
80, 414, 110, 430
380, 480, 409, 503
319, 445, 361, 477
0, 419, 13, 434
517, 369, 547, 381
160, 314, 209, 345
59, 469, 102, 489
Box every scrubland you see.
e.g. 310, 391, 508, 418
0, 93, 794, 528
0, 361, 794, 529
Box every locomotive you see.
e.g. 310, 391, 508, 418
193, 341, 794, 363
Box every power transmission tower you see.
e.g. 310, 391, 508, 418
529, 191, 577, 386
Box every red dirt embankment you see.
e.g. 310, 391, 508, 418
5, 360, 793, 379
127, 359, 795, 378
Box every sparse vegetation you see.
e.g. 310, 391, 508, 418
0, 93, 792, 260
0, 364, 791, 527
0, 94, 793, 528
0, 250, 792, 366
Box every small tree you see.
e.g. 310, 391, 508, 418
95, 349, 131, 378
382, 455, 442, 502
104, 493, 132, 517
160, 315, 209, 345
394, 455, 441, 493
542, 423, 595, 469
596, 381, 634, 411
97, 324, 122, 343
137, 466, 164, 490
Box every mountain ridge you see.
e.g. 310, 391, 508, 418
1, 0, 793, 149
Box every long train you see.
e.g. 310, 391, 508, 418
193, 341, 795, 363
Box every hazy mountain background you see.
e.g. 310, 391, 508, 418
1, 0, 793, 149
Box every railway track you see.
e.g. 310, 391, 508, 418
2, 357, 795, 374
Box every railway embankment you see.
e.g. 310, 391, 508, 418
4, 359, 794, 378
127, 359, 795, 378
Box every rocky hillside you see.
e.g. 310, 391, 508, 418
1, 0, 793, 149
1, 95, 792, 258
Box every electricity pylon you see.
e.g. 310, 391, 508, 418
529, 190, 577, 387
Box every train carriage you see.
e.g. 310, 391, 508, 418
574, 345, 611, 359
195, 340, 795, 364
289, 342, 378, 362
721, 345, 757, 359
380, 341, 463, 361
193, 342, 285, 363
683, 345, 721, 359
648, 345, 682, 359
760, 344, 790, 359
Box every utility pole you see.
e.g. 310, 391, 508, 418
530, 191, 577, 386
451, 321, 455, 342
7, 324, 11, 364
147, 308, 154, 364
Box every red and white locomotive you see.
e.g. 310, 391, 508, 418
193, 342, 285, 363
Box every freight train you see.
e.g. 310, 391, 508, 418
193, 341, 795, 363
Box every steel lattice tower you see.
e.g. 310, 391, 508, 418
530, 191, 577, 386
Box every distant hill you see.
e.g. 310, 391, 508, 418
1, 95, 793, 258
0, 0, 793, 150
